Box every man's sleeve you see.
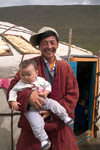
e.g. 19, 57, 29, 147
59, 66, 79, 118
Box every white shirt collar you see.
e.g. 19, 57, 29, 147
43, 58, 56, 71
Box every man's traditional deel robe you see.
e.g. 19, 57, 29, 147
7, 56, 79, 150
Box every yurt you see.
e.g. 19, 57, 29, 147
0, 21, 99, 149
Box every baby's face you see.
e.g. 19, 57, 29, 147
19, 64, 38, 84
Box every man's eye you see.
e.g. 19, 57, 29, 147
42, 42, 47, 46
51, 41, 55, 45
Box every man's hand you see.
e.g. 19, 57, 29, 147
29, 90, 46, 110
40, 110, 51, 119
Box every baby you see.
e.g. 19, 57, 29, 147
8, 59, 73, 150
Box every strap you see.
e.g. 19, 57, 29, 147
44, 63, 52, 83
43, 59, 55, 84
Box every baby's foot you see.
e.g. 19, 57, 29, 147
41, 138, 51, 150
64, 117, 74, 126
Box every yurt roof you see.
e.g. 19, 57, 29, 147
0, 21, 97, 79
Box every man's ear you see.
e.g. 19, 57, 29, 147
57, 42, 59, 48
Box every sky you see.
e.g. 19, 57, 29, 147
0, 0, 100, 7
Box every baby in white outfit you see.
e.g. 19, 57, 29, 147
8, 59, 74, 150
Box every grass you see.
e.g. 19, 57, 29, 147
0, 5, 100, 55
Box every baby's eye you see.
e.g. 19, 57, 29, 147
21, 74, 25, 76
27, 73, 33, 76
28, 74, 32, 76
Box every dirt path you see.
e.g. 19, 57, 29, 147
80, 138, 100, 150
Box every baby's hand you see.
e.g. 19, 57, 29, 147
11, 101, 21, 111
42, 90, 50, 99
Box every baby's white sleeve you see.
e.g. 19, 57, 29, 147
8, 80, 33, 102
8, 86, 18, 102
44, 79, 52, 92
8, 80, 22, 102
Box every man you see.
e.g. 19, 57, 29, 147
7, 27, 79, 150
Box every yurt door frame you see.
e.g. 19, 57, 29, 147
69, 57, 99, 146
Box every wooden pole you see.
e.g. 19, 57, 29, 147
21, 55, 24, 64
96, 51, 100, 108
11, 110, 14, 150
97, 51, 100, 115
93, 51, 100, 138
67, 28, 72, 62
1, 25, 17, 35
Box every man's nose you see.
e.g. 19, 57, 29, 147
47, 43, 52, 49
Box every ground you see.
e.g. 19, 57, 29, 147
80, 137, 100, 150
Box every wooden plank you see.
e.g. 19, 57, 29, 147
72, 57, 98, 62
76, 130, 92, 146
2, 34, 40, 55
0, 34, 13, 56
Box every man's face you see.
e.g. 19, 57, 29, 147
19, 64, 38, 84
39, 36, 58, 60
